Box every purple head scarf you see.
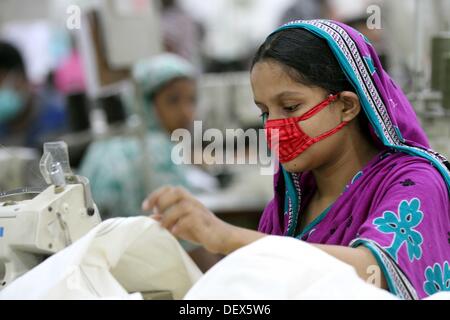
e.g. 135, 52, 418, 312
258, 20, 450, 299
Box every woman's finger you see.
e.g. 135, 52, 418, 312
149, 212, 163, 221
156, 187, 189, 213
170, 215, 198, 243
141, 186, 173, 211
160, 199, 192, 230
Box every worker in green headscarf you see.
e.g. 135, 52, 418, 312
79, 53, 216, 219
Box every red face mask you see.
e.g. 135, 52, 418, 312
264, 94, 348, 163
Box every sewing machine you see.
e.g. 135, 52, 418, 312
0, 142, 101, 290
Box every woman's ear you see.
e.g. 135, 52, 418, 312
338, 91, 361, 122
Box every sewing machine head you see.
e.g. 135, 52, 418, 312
0, 141, 101, 289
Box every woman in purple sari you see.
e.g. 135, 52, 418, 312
143, 20, 450, 299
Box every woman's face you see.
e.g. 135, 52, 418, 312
153, 78, 196, 134
251, 60, 359, 173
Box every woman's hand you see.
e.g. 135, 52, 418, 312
141, 186, 232, 254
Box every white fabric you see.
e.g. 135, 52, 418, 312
0, 217, 202, 300
2, 219, 449, 300
186, 236, 450, 300
185, 236, 398, 300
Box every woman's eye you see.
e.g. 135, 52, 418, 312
283, 104, 301, 112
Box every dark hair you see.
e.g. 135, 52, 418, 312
0, 41, 26, 75
252, 28, 354, 95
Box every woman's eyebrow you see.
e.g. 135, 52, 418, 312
275, 91, 305, 100
254, 91, 305, 106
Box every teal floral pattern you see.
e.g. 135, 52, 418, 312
423, 261, 450, 295
373, 198, 424, 262
343, 171, 363, 193
351, 171, 364, 184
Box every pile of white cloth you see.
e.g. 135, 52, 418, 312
2, 217, 449, 300
186, 236, 396, 300
187, 236, 450, 300
0, 217, 202, 299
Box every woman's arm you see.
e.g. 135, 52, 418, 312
142, 186, 387, 289
310, 244, 387, 289
219, 223, 386, 289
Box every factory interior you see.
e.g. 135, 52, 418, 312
0, 0, 449, 302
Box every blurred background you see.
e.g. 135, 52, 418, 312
0, 0, 449, 263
